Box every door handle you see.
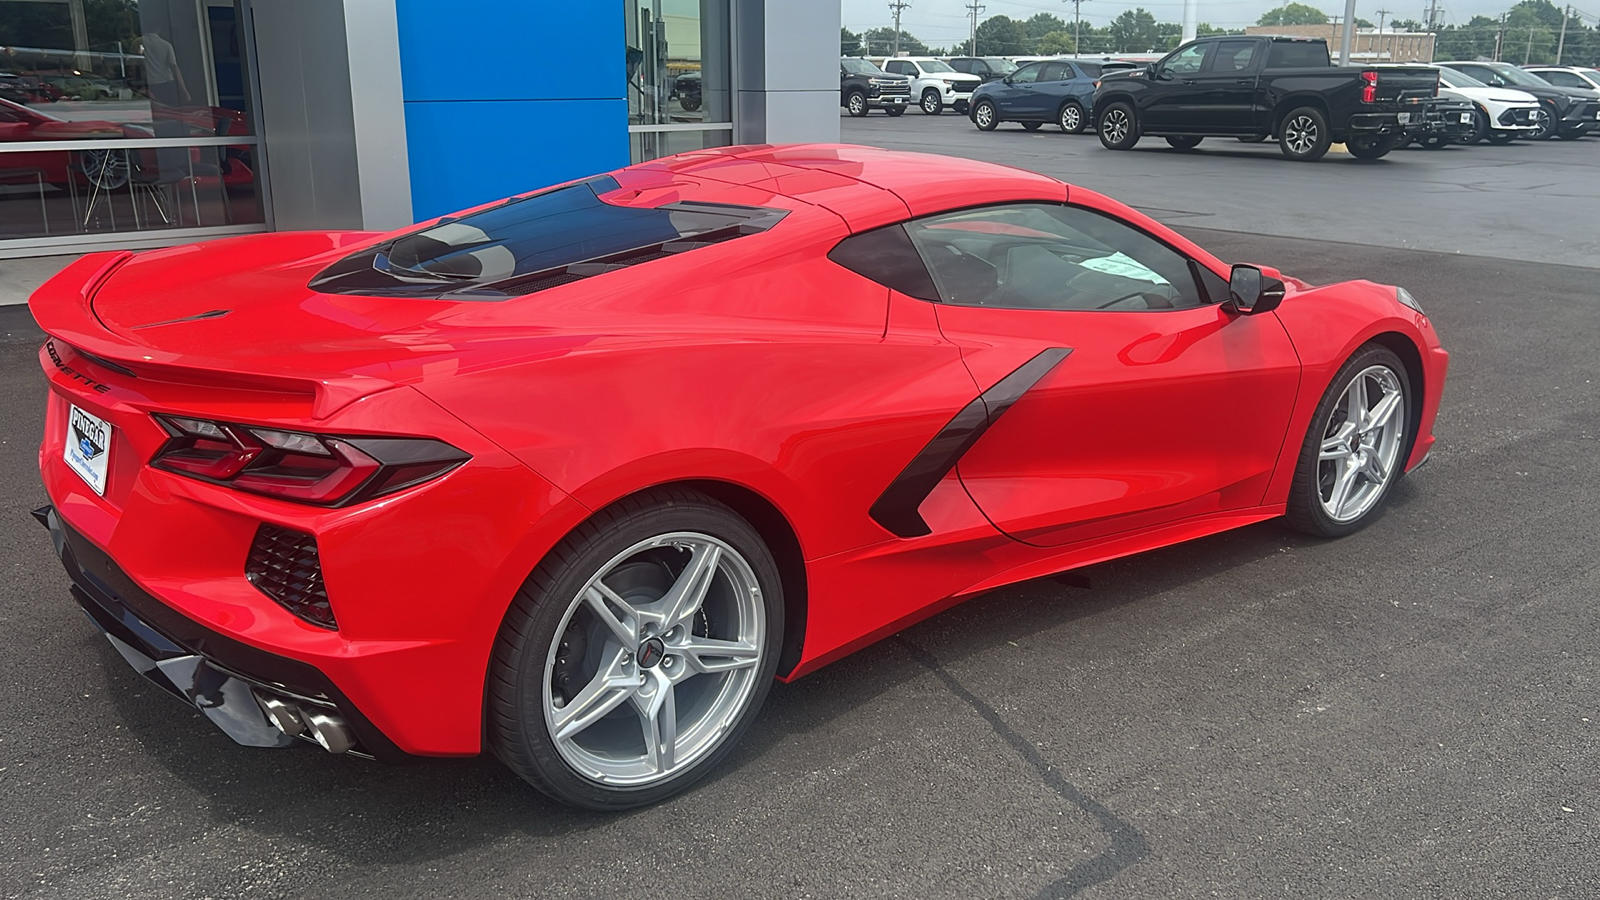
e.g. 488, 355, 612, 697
1235, 78, 1254, 84
1181, 78, 1198, 85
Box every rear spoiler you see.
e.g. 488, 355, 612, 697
28, 251, 395, 419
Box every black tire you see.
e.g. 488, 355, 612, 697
1346, 132, 1403, 160
972, 99, 999, 131
487, 488, 785, 810
1486, 130, 1518, 145
679, 95, 701, 112
1022, 121, 1043, 131
1237, 134, 1270, 143
1279, 106, 1331, 161
1057, 101, 1086, 134
885, 106, 905, 117
845, 91, 868, 118
1459, 109, 1488, 144
1419, 135, 1450, 149
1284, 345, 1414, 538
1556, 127, 1586, 140
1097, 102, 1139, 150
1165, 135, 1203, 150
1528, 103, 1556, 140
921, 90, 943, 115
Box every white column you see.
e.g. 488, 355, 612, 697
736, 0, 841, 145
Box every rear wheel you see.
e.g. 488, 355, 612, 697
973, 99, 999, 131
488, 489, 784, 810
921, 90, 943, 115
1022, 121, 1043, 131
1284, 345, 1413, 538
1098, 102, 1139, 150
1165, 135, 1203, 150
845, 91, 868, 118
1459, 109, 1488, 144
1346, 132, 1403, 160
1279, 106, 1331, 161
1058, 101, 1086, 134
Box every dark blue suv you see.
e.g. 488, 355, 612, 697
969, 60, 1105, 134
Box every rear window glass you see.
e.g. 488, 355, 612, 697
310, 176, 787, 299
1076, 63, 1103, 77
1265, 42, 1330, 69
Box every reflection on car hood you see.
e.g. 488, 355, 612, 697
1441, 85, 1540, 105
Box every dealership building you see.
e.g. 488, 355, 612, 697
0, 0, 840, 259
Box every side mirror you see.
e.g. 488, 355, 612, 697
1001, 74, 1013, 84
1150, 65, 1168, 80
1226, 264, 1286, 314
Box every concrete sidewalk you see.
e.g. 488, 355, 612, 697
0, 255, 80, 307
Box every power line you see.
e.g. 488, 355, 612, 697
1064, 0, 1090, 55
966, 0, 985, 54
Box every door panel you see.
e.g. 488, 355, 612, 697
1141, 42, 1212, 130
938, 304, 1301, 547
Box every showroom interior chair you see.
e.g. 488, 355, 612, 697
0, 166, 50, 234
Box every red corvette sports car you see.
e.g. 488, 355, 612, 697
32, 145, 1447, 809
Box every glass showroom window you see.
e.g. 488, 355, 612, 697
0, 0, 266, 255
624, 0, 732, 163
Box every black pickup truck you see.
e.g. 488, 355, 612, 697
1093, 35, 1439, 161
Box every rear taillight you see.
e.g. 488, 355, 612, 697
1361, 70, 1378, 103
152, 415, 468, 506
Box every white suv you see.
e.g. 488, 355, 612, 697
1434, 67, 1541, 144
875, 57, 982, 115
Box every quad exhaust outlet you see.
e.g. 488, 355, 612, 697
255, 691, 355, 754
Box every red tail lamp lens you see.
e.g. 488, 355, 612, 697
1361, 70, 1378, 103
152, 415, 468, 506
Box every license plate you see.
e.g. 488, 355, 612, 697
1397, 112, 1415, 125
1459, 112, 1473, 123
65, 405, 111, 496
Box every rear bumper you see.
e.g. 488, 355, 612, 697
38, 504, 408, 760
1347, 112, 1405, 134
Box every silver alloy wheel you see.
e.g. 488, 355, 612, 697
76, 148, 130, 190
1317, 365, 1406, 523
848, 93, 865, 116
1531, 107, 1553, 139
922, 91, 941, 114
543, 532, 765, 787
975, 102, 995, 128
1102, 109, 1130, 143
1284, 115, 1319, 155
1060, 105, 1081, 131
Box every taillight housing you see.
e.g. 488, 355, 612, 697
151, 415, 469, 506
1361, 70, 1378, 103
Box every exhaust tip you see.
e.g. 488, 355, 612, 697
303, 710, 356, 754
255, 694, 305, 737
32, 505, 52, 529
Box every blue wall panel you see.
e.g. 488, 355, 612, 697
403, 99, 630, 221
396, 2, 629, 221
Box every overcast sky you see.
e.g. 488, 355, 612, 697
841, 0, 1530, 45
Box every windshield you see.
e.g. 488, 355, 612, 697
1438, 69, 1488, 89
842, 58, 883, 76
919, 59, 956, 73
983, 58, 1017, 74
1488, 63, 1550, 87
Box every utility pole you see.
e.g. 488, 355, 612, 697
1556, 4, 1570, 63
889, 0, 910, 57
1424, 0, 1439, 32
1065, 0, 1090, 56
1493, 13, 1505, 62
1181, 0, 1198, 42
966, 0, 984, 55
1375, 8, 1390, 31
1524, 23, 1534, 64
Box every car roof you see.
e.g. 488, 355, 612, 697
631, 144, 1067, 229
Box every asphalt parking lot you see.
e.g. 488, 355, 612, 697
2, 116, 1597, 899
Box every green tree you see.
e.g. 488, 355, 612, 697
1036, 30, 1077, 54
1024, 12, 1069, 43
1257, 3, 1330, 26
1108, 8, 1161, 51
841, 27, 863, 55
860, 26, 929, 57
1355, 17, 1375, 28
975, 15, 1030, 55
1390, 19, 1423, 31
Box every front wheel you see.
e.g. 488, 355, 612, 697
1098, 102, 1139, 150
1165, 136, 1203, 150
972, 99, 998, 131
1279, 106, 1332, 161
1528, 104, 1555, 140
1284, 345, 1413, 538
487, 489, 784, 810
845, 91, 868, 118
1459, 109, 1488, 144
1346, 132, 1402, 160
921, 90, 943, 115
1058, 101, 1086, 134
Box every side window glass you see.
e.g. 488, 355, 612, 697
1549, 72, 1581, 87
828, 225, 940, 301
1163, 43, 1210, 77
902, 204, 1208, 312
1011, 63, 1042, 85
1208, 41, 1259, 73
